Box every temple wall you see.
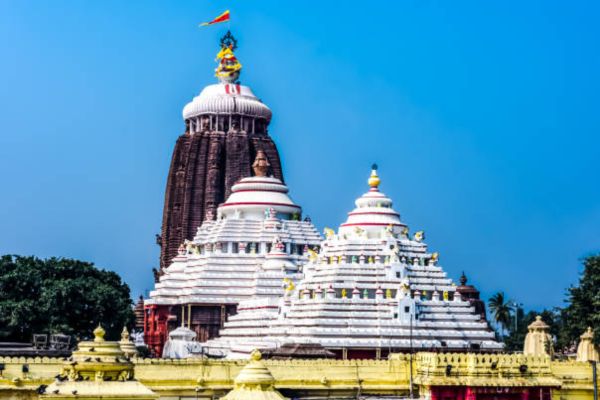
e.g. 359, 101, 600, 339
0, 354, 595, 399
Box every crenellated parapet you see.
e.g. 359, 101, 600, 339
0, 351, 596, 399
415, 352, 560, 387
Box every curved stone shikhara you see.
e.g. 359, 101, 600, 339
203, 168, 503, 358
160, 81, 283, 271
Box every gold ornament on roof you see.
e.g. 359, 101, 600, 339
324, 227, 335, 239
413, 231, 425, 242
250, 349, 262, 361
283, 278, 295, 293
368, 164, 380, 188
93, 324, 106, 342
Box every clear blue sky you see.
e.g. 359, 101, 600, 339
1, 1, 598, 311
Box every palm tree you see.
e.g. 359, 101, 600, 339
488, 292, 512, 337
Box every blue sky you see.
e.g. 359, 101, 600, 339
1, 1, 598, 311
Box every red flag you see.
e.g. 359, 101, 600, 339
200, 10, 230, 27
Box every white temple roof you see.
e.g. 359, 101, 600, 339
182, 83, 272, 122
146, 166, 321, 307
339, 165, 406, 238
201, 167, 503, 358
218, 176, 301, 220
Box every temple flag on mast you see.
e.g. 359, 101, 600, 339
200, 10, 230, 26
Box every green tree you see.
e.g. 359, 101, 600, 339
558, 254, 600, 349
0, 255, 134, 342
488, 292, 513, 337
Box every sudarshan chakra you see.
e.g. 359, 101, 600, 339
215, 31, 242, 83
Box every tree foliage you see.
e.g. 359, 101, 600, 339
490, 254, 600, 352
0, 255, 134, 342
558, 254, 600, 348
488, 292, 513, 336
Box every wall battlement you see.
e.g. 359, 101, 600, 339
0, 353, 595, 399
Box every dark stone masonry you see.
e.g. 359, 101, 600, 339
158, 126, 283, 270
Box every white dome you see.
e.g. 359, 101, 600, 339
339, 168, 406, 238
263, 244, 298, 272
182, 83, 272, 122
217, 176, 301, 220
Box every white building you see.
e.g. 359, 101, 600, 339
202, 166, 503, 358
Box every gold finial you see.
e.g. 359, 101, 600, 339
368, 163, 380, 189
252, 150, 270, 177
250, 349, 262, 361
93, 324, 106, 342
121, 326, 130, 341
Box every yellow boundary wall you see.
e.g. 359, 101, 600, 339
0, 353, 595, 399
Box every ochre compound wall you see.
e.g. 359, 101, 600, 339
0, 354, 595, 399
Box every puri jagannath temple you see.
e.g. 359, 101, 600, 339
0, 31, 598, 400
144, 30, 498, 360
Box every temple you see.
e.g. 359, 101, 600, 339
144, 30, 504, 360
158, 31, 285, 270
201, 166, 502, 358
145, 150, 321, 355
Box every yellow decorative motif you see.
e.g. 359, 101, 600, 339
324, 227, 335, 239
215, 44, 242, 82
413, 231, 425, 242
307, 248, 318, 262
283, 278, 295, 293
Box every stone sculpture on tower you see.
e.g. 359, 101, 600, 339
158, 31, 284, 271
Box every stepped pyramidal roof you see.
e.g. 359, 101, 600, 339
203, 166, 503, 358
147, 151, 322, 308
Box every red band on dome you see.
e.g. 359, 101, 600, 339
347, 211, 400, 217
233, 188, 288, 194
221, 201, 301, 209
340, 222, 404, 227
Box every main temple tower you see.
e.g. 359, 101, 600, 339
159, 32, 284, 270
